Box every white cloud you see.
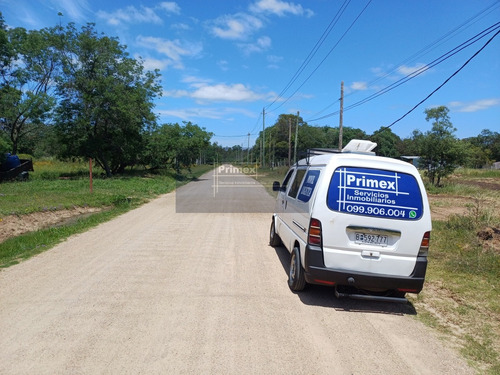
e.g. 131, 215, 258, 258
164, 77, 270, 103
209, 13, 263, 40
449, 98, 500, 113
136, 36, 202, 69
250, 0, 314, 17
397, 63, 429, 76
97, 2, 179, 26
163, 89, 189, 98
171, 23, 190, 31
97, 5, 162, 25
238, 36, 272, 54
218, 60, 229, 71
267, 55, 283, 64
182, 75, 213, 85
350, 81, 368, 91
158, 2, 181, 14
158, 107, 223, 120
53, 0, 91, 22
191, 83, 264, 102
138, 56, 170, 71
157, 107, 256, 121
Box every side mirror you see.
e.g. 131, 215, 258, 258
272, 181, 281, 191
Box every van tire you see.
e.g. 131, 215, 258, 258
288, 247, 306, 291
269, 220, 282, 247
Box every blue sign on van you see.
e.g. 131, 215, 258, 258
327, 167, 423, 220
298, 170, 320, 202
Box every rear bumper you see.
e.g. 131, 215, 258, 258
304, 245, 427, 293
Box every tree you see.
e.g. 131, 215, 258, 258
467, 129, 500, 163
460, 140, 491, 169
417, 106, 464, 186
55, 23, 161, 176
145, 122, 213, 172
370, 127, 402, 158
0, 17, 60, 154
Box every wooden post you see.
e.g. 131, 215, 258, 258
89, 158, 93, 193
288, 117, 292, 167
339, 81, 344, 151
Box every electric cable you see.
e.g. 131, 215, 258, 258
268, 0, 372, 113
307, 1, 500, 120
306, 21, 500, 122
378, 27, 500, 133
265, 0, 352, 112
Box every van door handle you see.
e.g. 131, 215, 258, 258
293, 220, 306, 233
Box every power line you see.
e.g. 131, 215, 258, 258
358, 0, 500, 94
268, 0, 372, 114
265, 0, 352, 112
306, 21, 500, 122
378, 28, 500, 133
307, 1, 500, 121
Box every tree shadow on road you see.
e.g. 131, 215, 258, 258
272, 245, 417, 316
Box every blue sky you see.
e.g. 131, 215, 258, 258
1, 0, 499, 147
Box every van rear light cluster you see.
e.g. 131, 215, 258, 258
308, 218, 322, 246
418, 231, 431, 257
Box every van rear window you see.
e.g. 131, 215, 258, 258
327, 167, 423, 220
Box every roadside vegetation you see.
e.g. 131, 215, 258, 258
0, 160, 212, 268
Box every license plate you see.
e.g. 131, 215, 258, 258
355, 232, 388, 245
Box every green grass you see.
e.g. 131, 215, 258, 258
0, 208, 127, 267
409, 193, 500, 374
0, 161, 213, 267
250, 165, 289, 197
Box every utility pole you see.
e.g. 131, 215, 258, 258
247, 133, 250, 164
262, 108, 265, 167
294, 111, 299, 164
288, 117, 292, 167
339, 81, 344, 151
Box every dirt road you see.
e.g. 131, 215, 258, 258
0, 166, 473, 374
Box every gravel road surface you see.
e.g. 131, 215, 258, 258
0, 166, 473, 374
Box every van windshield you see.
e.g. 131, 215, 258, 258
327, 167, 424, 220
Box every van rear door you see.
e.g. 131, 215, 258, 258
320, 166, 430, 277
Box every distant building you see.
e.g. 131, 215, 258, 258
493, 161, 500, 170
401, 156, 422, 168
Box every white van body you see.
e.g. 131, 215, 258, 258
270, 140, 432, 300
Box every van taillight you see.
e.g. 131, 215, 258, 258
308, 218, 322, 246
418, 231, 430, 257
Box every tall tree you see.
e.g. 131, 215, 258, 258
0, 17, 60, 154
417, 106, 464, 185
55, 23, 161, 176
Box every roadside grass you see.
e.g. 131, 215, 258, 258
253, 166, 500, 374
249, 165, 289, 197
408, 179, 499, 375
0, 160, 213, 267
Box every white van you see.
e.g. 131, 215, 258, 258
270, 140, 431, 302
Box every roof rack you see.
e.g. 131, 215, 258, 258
304, 139, 378, 165
308, 148, 341, 156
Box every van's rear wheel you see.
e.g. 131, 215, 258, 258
288, 247, 306, 291
269, 219, 282, 247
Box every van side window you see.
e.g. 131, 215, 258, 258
297, 170, 320, 202
281, 169, 295, 191
288, 169, 306, 199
